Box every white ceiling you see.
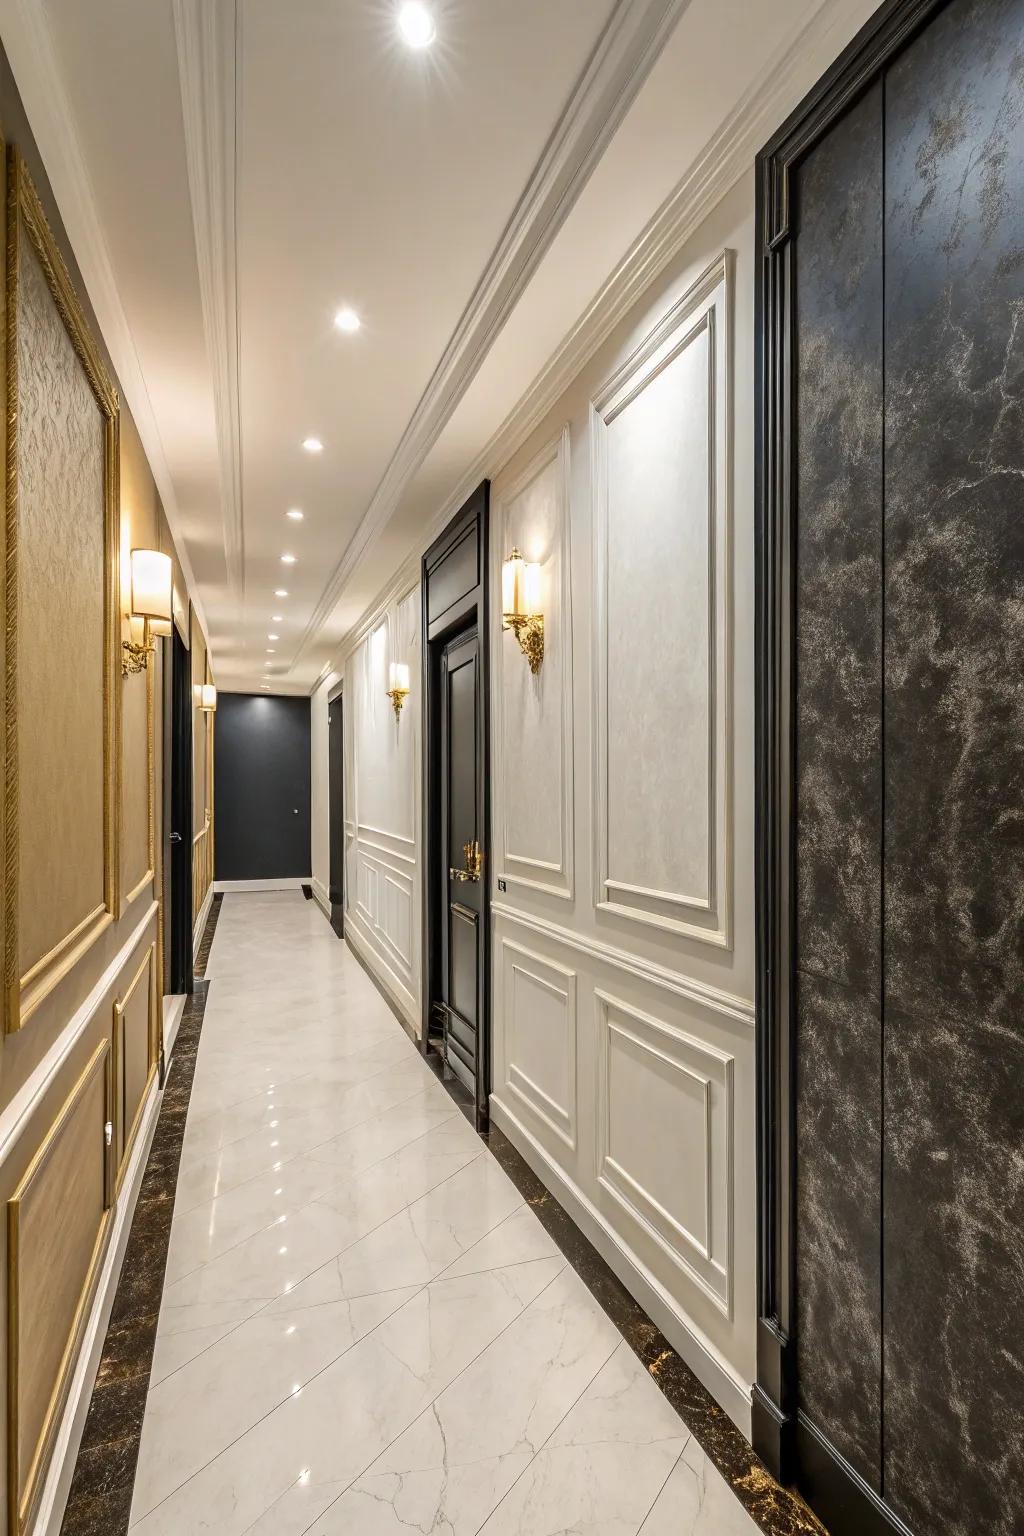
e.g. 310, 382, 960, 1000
12, 0, 875, 692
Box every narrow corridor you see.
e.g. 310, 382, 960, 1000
123, 893, 759, 1535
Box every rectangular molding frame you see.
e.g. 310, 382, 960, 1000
7, 1038, 113, 1536
595, 987, 733, 1316
501, 937, 577, 1150
492, 428, 575, 900
122, 658, 156, 910
3, 146, 122, 1033
111, 941, 157, 1195
590, 251, 732, 948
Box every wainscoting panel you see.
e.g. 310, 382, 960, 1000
596, 989, 732, 1313
112, 942, 157, 1194
7, 1039, 112, 1536
592, 254, 731, 947
501, 939, 577, 1150
493, 430, 574, 900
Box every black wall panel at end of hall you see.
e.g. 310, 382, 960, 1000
214, 693, 312, 880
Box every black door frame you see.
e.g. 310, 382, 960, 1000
167, 624, 194, 1000
754, 1, 947, 1531
421, 482, 491, 1128
327, 679, 345, 938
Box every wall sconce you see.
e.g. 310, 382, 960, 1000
501, 548, 544, 673
199, 683, 218, 712
122, 548, 173, 675
386, 661, 411, 719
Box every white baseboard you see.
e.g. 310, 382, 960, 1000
489, 1094, 753, 1437
311, 876, 331, 921
162, 992, 187, 1060
193, 883, 214, 952
213, 877, 310, 893
344, 919, 418, 1035
31, 1075, 161, 1536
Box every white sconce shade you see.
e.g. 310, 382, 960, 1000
523, 560, 542, 616
501, 547, 545, 673
127, 614, 147, 647
502, 548, 525, 620
200, 683, 217, 711
388, 661, 410, 694
130, 548, 172, 623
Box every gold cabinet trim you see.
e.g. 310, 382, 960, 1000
111, 940, 157, 1196
6, 1038, 114, 1536
3, 147, 122, 1034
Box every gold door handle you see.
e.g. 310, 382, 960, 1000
449, 840, 482, 883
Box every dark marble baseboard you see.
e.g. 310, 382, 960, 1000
59, 895, 222, 1536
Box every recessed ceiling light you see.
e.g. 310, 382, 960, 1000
286, 508, 304, 521
266, 648, 276, 654
272, 614, 283, 622
302, 437, 323, 453
275, 588, 289, 597
334, 306, 361, 333
281, 553, 297, 564
268, 633, 279, 640
398, 2, 435, 48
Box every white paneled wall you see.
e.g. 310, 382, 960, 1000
311, 584, 422, 1029
488, 179, 756, 1432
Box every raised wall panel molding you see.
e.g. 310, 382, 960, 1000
491, 899, 754, 1027
596, 988, 734, 1315
501, 939, 577, 1150
493, 429, 575, 901
293, 0, 691, 676
172, 0, 244, 600
323, 0, 864, 672
0, 0, 210, 639
591, 252, 732, 948
357, 824, 417, 863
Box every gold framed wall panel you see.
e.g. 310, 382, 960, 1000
6, 1038, 113, 1536
3, 147, 121, 1034
111, 940, 157, 1195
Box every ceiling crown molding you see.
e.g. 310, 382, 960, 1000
290, 0, 691, 676
172, 0, 244, 601
320, 0, 865, 676
0, 0, 211, 640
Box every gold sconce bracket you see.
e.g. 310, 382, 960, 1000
121, 627, 155, 676
505, 613, 544, 674
386, 686, 410, 719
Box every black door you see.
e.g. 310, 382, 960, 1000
167, 626, 193, 998
328, 690, 344, 937
422, 481, 490, 1128
438, 626, 484, 1099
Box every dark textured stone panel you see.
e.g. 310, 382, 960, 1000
884, 1003, 1024, 1534
883, 3, 1024, 1530
794, 81, 884, 995
794, 971, 881, 1490
883, 0, 1024, 1034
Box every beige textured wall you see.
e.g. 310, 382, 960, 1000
0, 72, 207, 1535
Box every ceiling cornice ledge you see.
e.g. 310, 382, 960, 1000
172, 0, 244, 602
319, 0, 865, 674
0, 0, 212, 639
291, 0, 690, 675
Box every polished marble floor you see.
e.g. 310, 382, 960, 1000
128, 891, 761, 1535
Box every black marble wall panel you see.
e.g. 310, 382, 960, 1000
883, 0, 1024, 1530
792, 82, 884, 1493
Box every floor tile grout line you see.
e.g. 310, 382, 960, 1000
135, 1214, 566, 1529
184, 1038, 419, 1128
163, 1102, 486, 1290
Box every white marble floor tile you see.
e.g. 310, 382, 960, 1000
125, 894, 758, 1536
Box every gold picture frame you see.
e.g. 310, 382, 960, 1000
2, 146, 122, 1033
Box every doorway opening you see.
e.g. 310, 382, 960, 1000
422, 483, 491, 1129
165, 624, 194, 1001
327, 681, 345, 937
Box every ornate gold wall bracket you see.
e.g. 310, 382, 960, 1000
121, 636, 154, 676
506, 613, 544, 673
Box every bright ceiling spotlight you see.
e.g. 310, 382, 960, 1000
334, 306, 361, 333
398, 2, 435, 48
286, 508, 304, 520
281, 553, 297, 565
302, 437, 323, 453
268, 633, 279, 640
272, 614, 283, 622
275, 588, 289, 597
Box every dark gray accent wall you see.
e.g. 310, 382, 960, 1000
214, 694, 311, 881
